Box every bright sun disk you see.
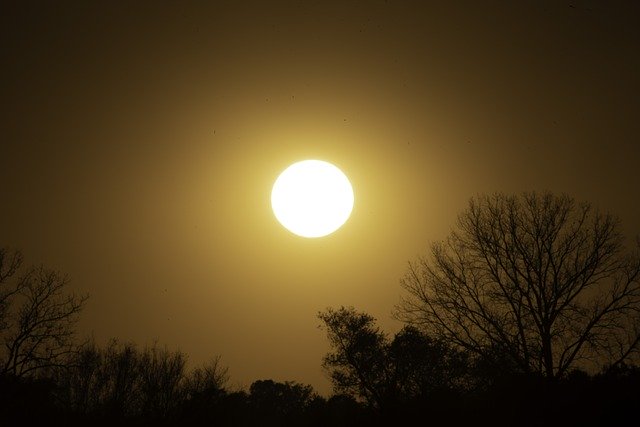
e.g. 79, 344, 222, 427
271, 160, 354, 238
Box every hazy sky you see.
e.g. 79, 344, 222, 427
2, 1, 639, 395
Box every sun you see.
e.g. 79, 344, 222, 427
271, 160, 354, 238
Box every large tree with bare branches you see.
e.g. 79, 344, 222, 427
395, 192, 640, 379
0, 247, 87, 377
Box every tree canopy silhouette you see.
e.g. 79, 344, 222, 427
396, 192, 640, 379
318, 306, 469, 410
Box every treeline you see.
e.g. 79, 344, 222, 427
3, 191, 640, 425
1, 338, 371, 426
2, 329, 639, 426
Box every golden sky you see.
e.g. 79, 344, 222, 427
1, 1, 639, 395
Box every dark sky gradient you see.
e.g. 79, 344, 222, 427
1, 1, 639, 395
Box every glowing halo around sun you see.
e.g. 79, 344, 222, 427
271, 160, 354, 238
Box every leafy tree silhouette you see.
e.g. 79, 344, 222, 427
318, 307, 389, 409
318, 306, 469, 419
248, 379, 317, 425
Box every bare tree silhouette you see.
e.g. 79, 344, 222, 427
395, 192, 640, 379
183, 355, 229, 400
0, 249, 23, 329
55, 338, 104, 414
0, 248, 87, 377
97, 339, 140, 417
138, 341, 186, 417
55, 338, 230, 421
